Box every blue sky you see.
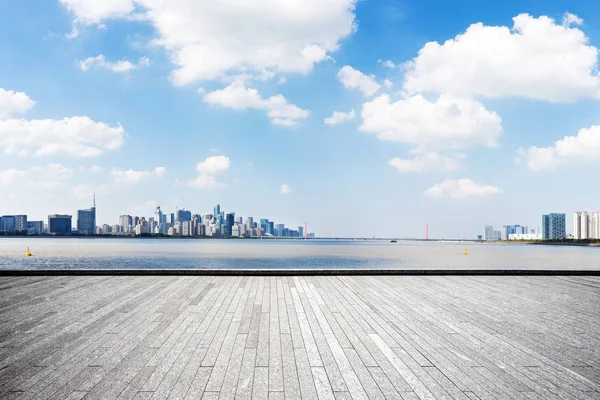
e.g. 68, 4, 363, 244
1, 0, 600, 238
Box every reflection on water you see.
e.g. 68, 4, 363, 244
0, 238, 598, 270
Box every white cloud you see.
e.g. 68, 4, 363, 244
62, 0, 357, 85
424, 178, 503, 199
59, 0, 135, 25
403, 13, 600, 102
382, 79, 393, 89
562, 12, 583, 27
77, 55, 150, 73
188, 155, 230, 189
518, 125, 600, 171
111, 166, 166, 183
203, 81, 309, 126
378, 59, 397, 68
277, 77, 287, 84
360, 94, 502, 151
337, 66, 381, 97
72, 183, 110, 200
324, 109, 355, 125
0, 88, 36, 118
65, 26, 79, 39
281, 184, 292, 195
0, 169, 29, 186
0, 115, 125, 157
389, 152, 464, 173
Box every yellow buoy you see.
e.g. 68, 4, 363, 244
463, 248, 468, 255
25, 246, 32, 257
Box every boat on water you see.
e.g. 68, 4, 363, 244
390, 240, 397, 243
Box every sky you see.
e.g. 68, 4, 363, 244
1, 0, 600, 238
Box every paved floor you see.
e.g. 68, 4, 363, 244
0, 276, 599, 400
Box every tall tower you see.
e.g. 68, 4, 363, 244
304, 222, 308, 238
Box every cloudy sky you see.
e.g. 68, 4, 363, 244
1, 0, 600, 238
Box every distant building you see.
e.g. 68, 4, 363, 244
508, 233, 542, 240
119, 215, 133, 233
484, 225, 501, 240
542, 213, 566, 239
225, 213, 234, 236
574, 211, 590, 239
591, 212, 600, 239
77, 208, 96, 235
0, 216, 16, 233
14, 215, 27, 232
214, 204, 221, 223
155, 206, 164, 227
26, 221, 44, 235
298, 226, 304, 238
176, 209, 192, 223
48, 214, 72, 234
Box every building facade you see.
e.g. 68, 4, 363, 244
26, 221, 44, 235
542, 213, 566, 239
48, 214, 72, 234
77, 208, 96, 235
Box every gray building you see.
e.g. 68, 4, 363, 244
48, 215, 72, 234
77, 196, 96, 235
542, 213, 566, 239
26, 221, 44, 235
14, 215, 27, 232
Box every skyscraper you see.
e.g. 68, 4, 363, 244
119, 215, 133, 233
214, 204, 221, 223
176, 209, 192, 223
155, 206, 163, 227
591, 212, 600, 239
542, 213, 566, 239
225, 213, 234, 236
77, 195, 96, 235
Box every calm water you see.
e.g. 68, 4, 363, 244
1, 238, 599, 270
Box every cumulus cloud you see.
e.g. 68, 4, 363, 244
424, 179, 503, 199
360, 94, 502, 151
61, 0, 357, 85
0, 87, 125, 158
203, 81, 309, 126
324, 109, 355, 125
280, 184, 292, 194
382, 79, 393, 89
78, 55, 150, 73
111, 166, 166, 183
188, 155, 230, 189
59, 0, 135, 25
389, 152, 464, 173
0, 116, 125, 157
72, 183, 110, 200
337, 66, 381, 97
562, 12, 583, 27
0, 88, 36, 118
518, 125, 600, 171
403, 13, 600, 102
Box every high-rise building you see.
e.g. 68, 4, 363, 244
275, 224, 285, 237
176, 209, 192, 223
574, 211, 593, 239
48, 214, 72, 234
298, 226, 304, 238
155, 206, 164, 227
267, 221, 274, 236
542, 213, 566, 239
0, 216, 16, 233
591, 212, 600, 239
225, 213, 234, 236
214, 204, 221, 222
119, 215, 133, 233
77, 196, 96, 235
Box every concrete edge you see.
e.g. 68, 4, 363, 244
1, 269, 599, 276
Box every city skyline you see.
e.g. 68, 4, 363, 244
1, 1, 600, 237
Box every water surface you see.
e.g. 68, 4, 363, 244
1, 238, 599, 270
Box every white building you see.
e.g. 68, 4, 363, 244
574, 212, 590, 239
508, 233, 542, 240
591, 212, 600, 239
